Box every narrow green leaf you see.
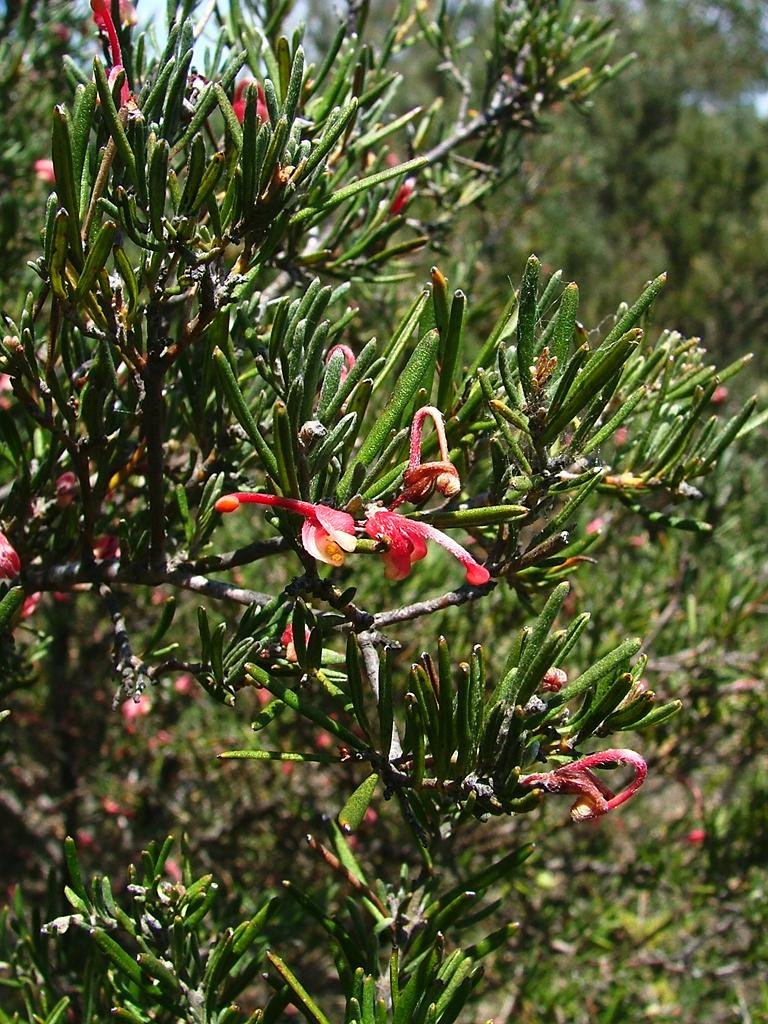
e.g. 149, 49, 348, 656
436, 636, 455, 778
212, 348, 279, 479
244, 666, 363, 748
544, 329, 642, 441
90, 930, 143, 984
338, 773, 379, 834
582, 384, 647, 455
624, 699, 682, 731
410, 504, 527, 528
92, 59, 138, 188
699, 396, 757, 468
545, 637, 642, 715
214, 82, 244, 150
550, 282, 579, 373
601, 272, 666, 349
273, 400, 300, 496
266, 952, 332, 1024
282, 45, 305, 124
437, 289, 465, 410
339, 329, 439, 498
516, 255, 540, 399
51, 105, 83, 264
345, 634, 372, 739
74, 220, 116, 301
290, 155, 427, 226
291, 99, 359, 186
573, 672, 634, 742
0, 587, 25, 634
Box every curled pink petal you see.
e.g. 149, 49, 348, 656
215, 492, 356, 568
521, 748, 647, 822
313, 505, 357, 551
364, 508, 489, 585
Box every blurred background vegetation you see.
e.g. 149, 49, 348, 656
1, 1, 766, 1021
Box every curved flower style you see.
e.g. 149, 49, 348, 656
520, 748, 647, 822
324, 344, 357, 383
91, 0, 130, 105
0, 530, 21, 580
396, 405, 460, 506
215, 492, 357, 568
364, 508, 490, 585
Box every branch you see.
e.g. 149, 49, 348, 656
187, 536, 287, 572
373, 580, 495, 629
358, 631, 402, 760
100, 583, 152, 705
25, 559, 273, 607
142, 305, 167, 570
422, 86, 518, 167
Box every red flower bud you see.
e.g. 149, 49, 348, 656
390, 177, 416, 215
34, 159, 56, 184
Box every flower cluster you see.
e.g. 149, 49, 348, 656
215, 406, 490, 586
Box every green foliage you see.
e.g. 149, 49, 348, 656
0, 1, 765, 1021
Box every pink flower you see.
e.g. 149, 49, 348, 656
395, 406, 461, 507
215, 492, 357, 568
121, 692, 151, 731
164, 857, 182, 882
685, 827, 707, 845
520, 748, 647, 822
0, 373, 11, 411
55, 471, 78, 508
91, 0, 130, 105
363, 508, 490, 585
711, 385, 729, 405
173, 673, 195, 695
34, 159, 56, 184
93, 534, 120, 561
118, 0, 137, 27
148, 728, 173, 752
21, 592, 41, 619
390, 177, 416, 215
585, 516, 606, 536
101, 796, 133, 817
76, 829, 95, 848
325, 344, 356, 383
232, 80, 269, 125
280, 623, 310, 663
0, 531, 21, 580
